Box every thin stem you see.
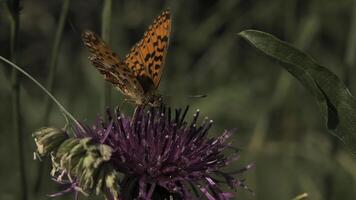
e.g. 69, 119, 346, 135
0, 56, 83, 130
102, 0, 112, 110
284, 0, 296, 41
34, 0, 71, 193
43, 0, 71, 125
345, 0, 356, 89
7, 0, 28, 199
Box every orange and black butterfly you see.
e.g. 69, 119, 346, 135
82, 10, 171, 106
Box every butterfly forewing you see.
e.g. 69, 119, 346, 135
82, 31, 144, 97
82, 9, 171, 105
124, 10, 171, 88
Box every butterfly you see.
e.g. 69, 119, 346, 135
82, 9, 171, 106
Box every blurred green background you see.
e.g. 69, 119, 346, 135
1, 0, 356, 199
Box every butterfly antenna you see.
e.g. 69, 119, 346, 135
185, 94, 207, 98
68, 17, 82, 40
162, 94, 207, 99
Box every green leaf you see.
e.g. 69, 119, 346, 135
239, 29, 356, 154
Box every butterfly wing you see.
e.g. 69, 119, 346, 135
82, 31, 144, 98
124, 9, 171, 89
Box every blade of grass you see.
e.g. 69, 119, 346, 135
34, 0, 71, 194
102, 0, 112, 110
6, 0, 28, 199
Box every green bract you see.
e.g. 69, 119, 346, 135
32, 128, 120, 200
33, 127, 68, 156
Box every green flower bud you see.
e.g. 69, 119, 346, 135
32, 127, 69, 156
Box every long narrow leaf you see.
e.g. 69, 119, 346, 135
239, 30, 356, 154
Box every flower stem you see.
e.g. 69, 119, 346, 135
102, 0, 112, 110
7, 0, 28, 199
34, 0, 71, 194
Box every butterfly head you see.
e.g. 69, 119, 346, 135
143, 93, 162, 107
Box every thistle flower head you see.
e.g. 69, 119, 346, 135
34, 106, 252, 200
76, 106, 251, 199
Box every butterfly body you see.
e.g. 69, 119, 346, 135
126, 74, 162, 106
82, 10, 171, 106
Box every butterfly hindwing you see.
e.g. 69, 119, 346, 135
82, 31, 144, 97
124, 9, 171, 88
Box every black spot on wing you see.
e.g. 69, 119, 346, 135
157, 47, 165, 52
136, 75, 155, 93
148, 63, 153, 74
157, 36, 168, 42
154, 55, 163, 61
144, 51, 156, 62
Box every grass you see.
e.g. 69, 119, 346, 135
6, 0, 28, 199
34, 0, 71, 193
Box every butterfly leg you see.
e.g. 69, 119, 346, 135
117, 98, 134, 110
117, 99, 128, 109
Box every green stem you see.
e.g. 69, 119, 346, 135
345, 0, 356, 88
0, 56, 83, 130
284, 0, 296, 41
102, 0, 112, 110
34, 0, 71, 193
43, 0, 71, 124
7, 1, 28, 199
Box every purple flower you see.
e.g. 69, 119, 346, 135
72, 106, 253, 200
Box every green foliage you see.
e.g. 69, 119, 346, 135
239, 30, 356, 154
33, 127, 68, 156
